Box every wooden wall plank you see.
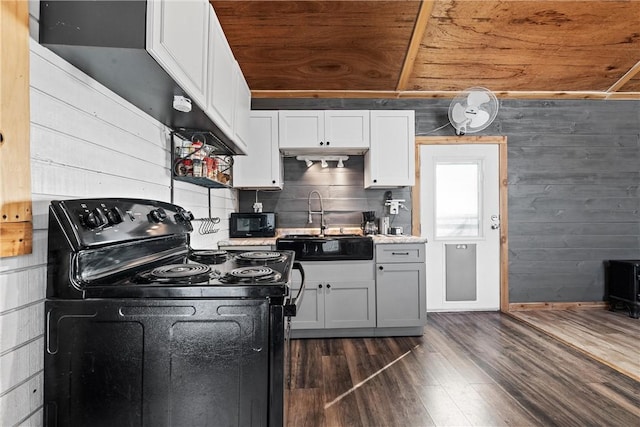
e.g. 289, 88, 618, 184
0, 39, 237, 424
0, 0, 32, 257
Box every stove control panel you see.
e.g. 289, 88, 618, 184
50, 198, 194, 248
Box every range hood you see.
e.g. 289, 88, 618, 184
38, 1, 243, 156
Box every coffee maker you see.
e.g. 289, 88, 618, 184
362, 211, 378, 235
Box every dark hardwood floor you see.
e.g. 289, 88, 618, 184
286, 312, 640, 427
509, 309, 640, 381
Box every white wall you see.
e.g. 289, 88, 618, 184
0, 39, 237, 425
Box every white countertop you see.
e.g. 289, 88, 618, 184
371, 235, 427, 244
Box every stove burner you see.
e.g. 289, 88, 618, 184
189, 249, 228, 264
150, 263, 211, 279
236, 251, 284, 262
218, 266, 283, 284
231, 266, 274, 279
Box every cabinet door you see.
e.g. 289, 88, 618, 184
290, 282, 325, 330
376, 263, 426, 328
233, 111, 282, 189
324, 111, 370, 149
232, 61, 251, 154
278, 111, 324, 150
147, 0, 209, 109
324, 281, 376, 329
365, 110, 415, 188
206, 8, 236, 140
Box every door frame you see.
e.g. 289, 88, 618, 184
412, 136, 509, 312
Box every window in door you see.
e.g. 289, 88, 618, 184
434, 162, 481, 238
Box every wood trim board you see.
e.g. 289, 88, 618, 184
396, 0, 434, 91
0, 0, 32, 257
251, 90, 640, 100
508, 302, 609, 311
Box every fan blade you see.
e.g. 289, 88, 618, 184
469, 110, 490, 128
451, 103, 467, 123
467, 90, 490, 107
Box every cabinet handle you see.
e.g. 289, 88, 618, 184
373, 179, 377, 183
272, 180, 276, 184
392, 252, 410, 256
379, 266, 384, 271
0, 131, 3, 144
326, 284, 331, 289
318, 284, 323, 289
326, 141, 330, 146
319, 141, 324, 146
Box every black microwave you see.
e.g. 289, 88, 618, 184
229, 212, 277, 238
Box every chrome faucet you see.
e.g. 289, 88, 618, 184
307, 190, 326, 235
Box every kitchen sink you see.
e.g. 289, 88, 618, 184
276, 234, 373, 261
281, 234, 364, 240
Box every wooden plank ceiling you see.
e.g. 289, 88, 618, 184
211, 0, 640, 99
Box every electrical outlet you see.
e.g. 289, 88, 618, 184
385, 199, 405, 215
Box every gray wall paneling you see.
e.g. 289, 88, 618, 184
239, 156, 412, 232
250, 98, 640, 303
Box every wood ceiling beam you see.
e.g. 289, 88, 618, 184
396, 0, 434, 92
251, 90, 640, 100
607, 60, 640, 93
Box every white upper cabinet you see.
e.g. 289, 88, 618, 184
365, 110, 416, 188
324, 111, 370, 150
146, 0, 209, 110
206, 7, 236, 142
232, 61, 251, 154
149, 2, 252, 155
233, 111, 282, 189
279, 110, 370, 154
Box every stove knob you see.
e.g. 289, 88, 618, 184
175, 210, 194, 222
82, 208, 107, 229
106, 207, 124, 225
149, 208, 167, 223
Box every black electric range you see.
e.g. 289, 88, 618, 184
44, 198, 303, 427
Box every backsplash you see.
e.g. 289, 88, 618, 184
238, 156, 412, 233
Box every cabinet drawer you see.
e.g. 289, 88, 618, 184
375, 244, 425, 263
295, 261, 374, 282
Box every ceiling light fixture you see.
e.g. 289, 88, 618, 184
296, 155, 349, 169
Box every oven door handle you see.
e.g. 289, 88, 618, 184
284, 261, 305, 317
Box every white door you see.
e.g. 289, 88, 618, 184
420, 144, 500, 311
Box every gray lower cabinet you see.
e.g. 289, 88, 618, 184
376, 244, 427, 328
290, 261, 375, 336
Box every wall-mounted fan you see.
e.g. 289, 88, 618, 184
448, 87, 499, 135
